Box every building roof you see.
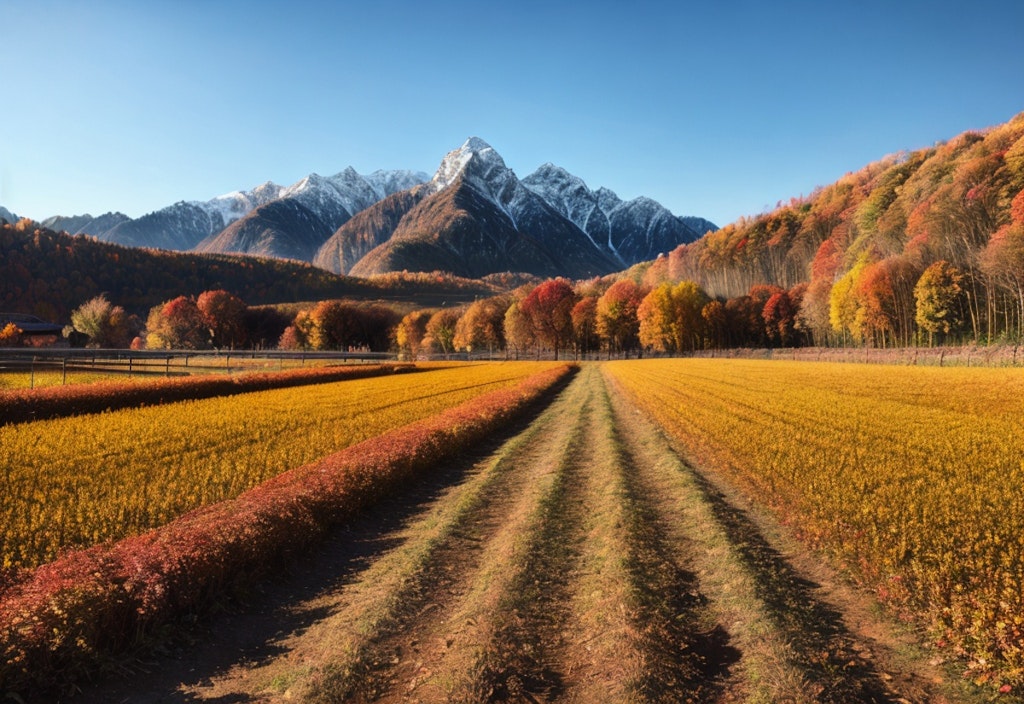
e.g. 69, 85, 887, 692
0, 313, 64, 335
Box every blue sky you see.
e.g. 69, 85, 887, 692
2, 0, 1022, 228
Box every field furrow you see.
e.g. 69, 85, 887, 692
604, 368, 903, 702
58, 361, 989, 703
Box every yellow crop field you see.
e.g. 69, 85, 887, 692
605, 358, 1024, 679
0, 371, 135, 390
0, 362, 557, 571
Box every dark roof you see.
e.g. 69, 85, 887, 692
0, 313, 64, 335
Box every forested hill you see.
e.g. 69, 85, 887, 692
0, 221, 497, 320
654, 111, 1024, 345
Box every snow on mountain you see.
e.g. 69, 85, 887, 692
522, 163, 712, 266
83, 169, 428, 254
430, 137, 560, 233
346, 138, 622, 279
195, 169, 431, 260
200, 181, 284, 231
40, 212, 131, 237
23, 139, 712, 277
364, 169, 430, 199
0, 206, 20, 224
280, 168, 430, 234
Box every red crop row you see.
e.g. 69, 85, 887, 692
0, 363, 414, 426
0, 363, 576, 695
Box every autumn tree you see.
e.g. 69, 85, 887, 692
196, 290, 247, 349
453, 296, 508, 354
145, 296, 207, 349
746, 285, 785, 347
980, 223, 1024, 337
914, 260, 967, 345
0, 322, 22, 347
303, 300, 397, 351
596, 279, 644, 355
853, 257, 920, 347
71, 295, 135, 348
571, 296, 599, 358
503, 301, 535, 360
520, 279, 577, 360
395, 310, 432, 360
425, 308, 460, 357
306, 300, 360, 350
637, 281, 709, 353
277, 324, 307, 351
701, 300, 727, 349
762, 290, 797, 347
830, 258, 868, 344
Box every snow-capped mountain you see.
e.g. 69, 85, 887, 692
319, 137, 712, 279
195, 168, 429, 260
93, 181, 285, 250
521, 163, 707, 266
30, 138, 713, 278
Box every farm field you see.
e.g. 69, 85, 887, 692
0, 362, 558, 572
71, 362, 1007, 704
6, 359, 1022, 702
605, 358, 1024, 692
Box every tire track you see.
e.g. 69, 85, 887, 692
293, 367, 599, 702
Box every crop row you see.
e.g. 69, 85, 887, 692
0, 363, 575, 695
605, 358, 1024, 688
0, 362, 415, 426
0, 362, 556, 573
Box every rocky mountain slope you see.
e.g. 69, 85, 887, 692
317, 138, 712, 279
197, 170, 427, 260
15, 138, 714, 279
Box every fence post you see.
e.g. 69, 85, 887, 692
62, 356, 67, 385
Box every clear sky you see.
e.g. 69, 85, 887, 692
2, 0, 1022, 228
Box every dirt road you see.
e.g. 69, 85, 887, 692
74, 365, 966, 703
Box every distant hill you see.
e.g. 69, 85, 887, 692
0, 222, 498, 321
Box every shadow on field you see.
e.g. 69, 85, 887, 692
64, 379, 571, 704
686, 468, 901, 704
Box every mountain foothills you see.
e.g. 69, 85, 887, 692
12, 139, 713, 280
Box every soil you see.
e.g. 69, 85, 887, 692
66, 365, 981, 704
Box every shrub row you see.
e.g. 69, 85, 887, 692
0, 363, 414, 426
0, 363, 576, 696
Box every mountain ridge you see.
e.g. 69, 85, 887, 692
8, 139, 714, 280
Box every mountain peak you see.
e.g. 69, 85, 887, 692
432, 137, 509, 191
463, 136, 494, 153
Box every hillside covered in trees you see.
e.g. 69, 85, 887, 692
647, 111, 1024, 346
0, 221, 498, 322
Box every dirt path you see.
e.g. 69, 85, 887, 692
71, 364, 966, 703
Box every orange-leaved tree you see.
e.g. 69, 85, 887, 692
596, 279, 644, 355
